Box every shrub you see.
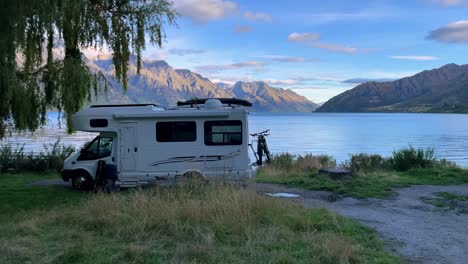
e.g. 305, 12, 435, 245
0, 139, 75, 173
344, 153, 388, 173
258, 153, 336, 177
390, 146, 435, 171
296, 154, 336, 171
269, 152, 295, 171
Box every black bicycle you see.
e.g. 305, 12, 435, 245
250, 129, 272, 166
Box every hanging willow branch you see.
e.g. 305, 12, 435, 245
0, 0, 176, 137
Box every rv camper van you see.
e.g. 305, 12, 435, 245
61, 98, 253, 190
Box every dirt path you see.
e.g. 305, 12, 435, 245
248, 183, 468, 264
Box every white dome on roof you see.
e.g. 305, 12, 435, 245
205, 99, 223, 109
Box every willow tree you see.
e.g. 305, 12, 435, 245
0, 0, 176, 137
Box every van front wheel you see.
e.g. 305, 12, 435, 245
72, 172, 93, 191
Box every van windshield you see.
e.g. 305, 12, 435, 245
78, 136, 113, 160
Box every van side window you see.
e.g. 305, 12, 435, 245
78, 137, 113, 160
90, 119, 108, 127
156, 121, 197, 142
204, 121, 242, 146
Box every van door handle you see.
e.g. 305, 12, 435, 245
112, 157, 115, 162
134, 147, 138, 152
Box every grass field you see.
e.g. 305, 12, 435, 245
0, 173, 400, 264
255, 167, 468, 198
254, 149, 468, 198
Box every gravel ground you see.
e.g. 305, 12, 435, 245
248, 183, 468, 264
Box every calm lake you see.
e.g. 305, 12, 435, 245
2, 112, 468, 167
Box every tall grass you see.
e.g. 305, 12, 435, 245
0, 139, 75, 173
390, 146, 435, 171
344, 147, 456, 173
259, 153, 336, 177
0, 183, 398, 263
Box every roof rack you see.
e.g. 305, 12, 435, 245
177, 98, 252, 107
90, 104, 161, 108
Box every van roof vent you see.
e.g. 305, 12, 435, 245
176, 98, 252, 107
205, 99, 223, 109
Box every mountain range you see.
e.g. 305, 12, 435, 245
87, 55, 318, 112
317, 63, 468, 113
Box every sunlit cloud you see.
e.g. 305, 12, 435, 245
287, 32, 365, 54
390, 55, 439, 61
287, 32, 320, 42
263, 78, 299, 86
172, 0, 238, 23
258, 55, 319, 63
194, 61, 267, 73
168, 48, 206, 56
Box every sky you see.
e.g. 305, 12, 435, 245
141, 0, 468, 103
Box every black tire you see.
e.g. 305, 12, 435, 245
257, 143, 264, 166
179, 171, 207, 186
71, 171, 93, 191
102, 178, 116, 193
263, 143, 272, 164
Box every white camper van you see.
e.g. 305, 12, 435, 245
61, 98, 252, 190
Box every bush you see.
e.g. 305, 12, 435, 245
258, 153, 336, 177
296, 154, 336, 171
390, 146, 436, 171
0, 139, 75, 173
269, 152, 295, 170
344, 154, 389, 173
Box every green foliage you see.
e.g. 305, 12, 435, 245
390, 146, 436, 171
268, 153, 336, 171
0, 173, 400, 263
0, 139, 75, 173
344, 153, 389, 173
255, 148, 468, 198
0, 0, 176, 137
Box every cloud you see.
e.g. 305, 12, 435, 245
287, 32, 364, 54
243, 11, 272, 22
390, 55, 439, 61
427, 20, 468, 43
168, 48, 206, 56
431, 0, 468, 6
287, 32, 321, 43
342, 78, 395, 84
309, 42, 359, 54
233, 25, 251, 33
210, 75, 255, 83
147, 50, 166, 60
172, 0, 238, 23
257, 55, 319, 63
263, 78, 299, 86
194, 61, 267, 73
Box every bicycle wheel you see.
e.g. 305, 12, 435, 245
257, 142, 264, 166
263, 142, 272, 163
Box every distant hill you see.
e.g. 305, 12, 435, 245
317, 63, 468, 113
228, 81, 318, 112
87, 56, 318, 112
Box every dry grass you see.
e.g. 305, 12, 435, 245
259, 153, 336, 178
0, 183, 398, 263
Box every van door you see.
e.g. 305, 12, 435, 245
120, 123, 137, 171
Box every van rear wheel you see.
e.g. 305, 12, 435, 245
72, 172, 93, 191
179, 171, 206, 186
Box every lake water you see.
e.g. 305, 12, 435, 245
2, 112, 468, 167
